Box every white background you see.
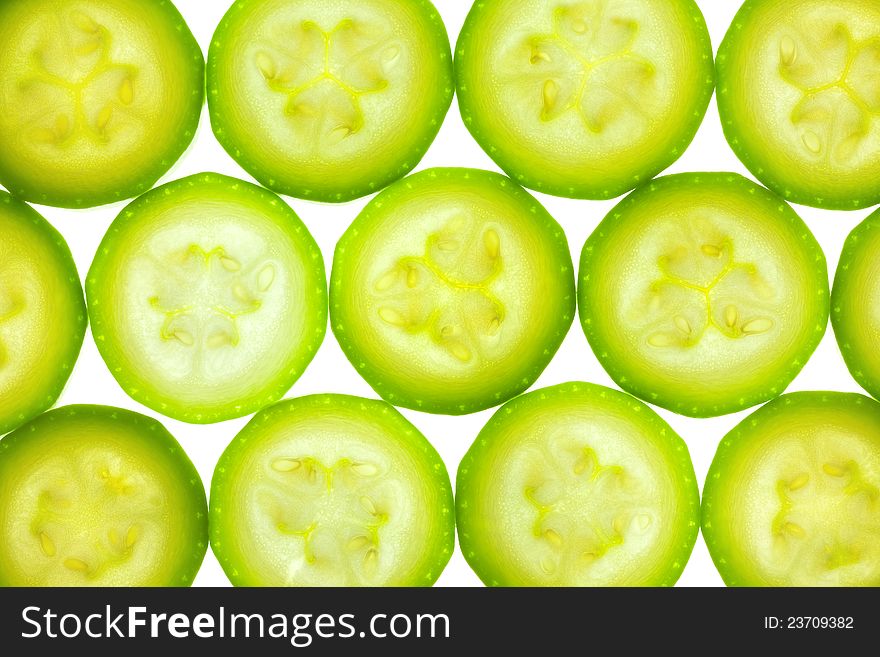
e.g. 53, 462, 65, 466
21, 0, 871, 587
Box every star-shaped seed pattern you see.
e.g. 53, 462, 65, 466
520, 2, 655, 132
372, 216, 505, 364
148, 245, 274, 350
255, 19, 400, 145
779, 23, 880, 162
20, 10, 137, 145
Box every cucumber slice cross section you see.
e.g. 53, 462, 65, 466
210, 394, 455, 586
832, 208, 880, 400
579, 173, 829, 418
0, 0, 204, 208
87, 173, 327, 424
0, 405, 208, 587
703, 392, 880, 587
717, 0, 880, 209
455, 0, 715, 199
331, 168, 576, 415
208, 0, 454, 203
0, 193, 86, 435
456, 382, 700, 587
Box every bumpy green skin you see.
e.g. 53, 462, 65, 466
717, 0, 880, 210
330, 167, 576, 415
210, 394, 455, 587
0, 405, 208, 586
455, 0, 715, 200
457, 382, 700, 587
0, 193, 86, 435
0, 0, 204, 209
207, 0, 454, 203
86, 172, 328, 424
702, 392, 880, 587
578, 172, 830, 418
832, 209, 880, 400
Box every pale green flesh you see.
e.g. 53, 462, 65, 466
87, 174, 326, 423
832, 210, 880, 400
208, 0, 452, 202
0, 0, 203, 208
718, 0, 880, 209
0, 406, 207, 587
703, 393, 880, 587
457, 383, 699, 587
211, 395, 454, 587
456, 0, 713, 198
331, 168, 575, 414
579, 174, 828, 417
0, 193, 86, 435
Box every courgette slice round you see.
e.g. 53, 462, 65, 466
456, 382, 700, 587
330, 168, 576, 415
832, 208, 880, 400
0, 193, 86, 435
0, 0, 204, 208
210, 394, 455, 586
0, 405, 208, 586
207, 0, 453, 203
455, 0, 714, 199
87, 173, 327, 424
717, 0, 880, 209
703, 392, 880, 587
579, 173, 829, 417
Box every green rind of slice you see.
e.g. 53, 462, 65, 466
210, 393, 455, 587
456, 381, 700, 587
702, 391, 880, 587
207, 0, 454, 203
578, 172, 829, 418
86, 172, 328, 424
330, 167, 576, 415
0, 0, 204, 208
0, 192, 86, 435
455, 0, 715, 200
832, 209, 880, 400
0, 405, 208, 586
717, 0, 880, 210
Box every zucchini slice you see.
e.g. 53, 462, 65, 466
0, 193, 86, 435
207, 0, 454, 202
703, 392, 880, 587
210, 394, 455, 586
579, 173, 829, 417
455, 0, 714, 199
330, 168, 576, 415
87, 173, 327, 424
456, 382, 700, 586
0, 0, 204, 208
717, 0, 880, 209
0, 405, 208, 586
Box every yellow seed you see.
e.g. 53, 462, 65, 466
637, 514, 652, 530
258, 265, 276, 292
360, 496, 377, 515
487, 317, 501, 335
406, 267, 419, 288
72, 11, 99, 33
437, 239, 459, 252
173, 330, 194, 346
220, 255, 241, 272
742, 318, 773, 335
780, 35, 797, 66
329, 125, 354, 143
572, 19, 587, 34
648, 333, 675, 348
440, 324, 456, 338
378, 307, 407, 327
64, 558, 89, 573
725, 305, 738, 328
701, 244, 722, 257
540, 556, 556, 574
256, 52, 276, 79
789, 473, 809, 490
118, 78, 134, 105
351, 462, 378, 477
347, 536, 370, 551
55, 114, 70, 138
383, 45, 401, 63
802, 130, 822, 154
785, 522, 806, 537
530, 47, 551, 65
125, 526, 139, 548
674, 316, 692, 335
484, 229, 500, 259
449, 342, 472, 363
542, 79, 558, 115
374, 270, 398, 292
206, 332, 230, 349
544, 529, 563, 547
363, 548, 378, 573
40, 532, 56, 557
96, 104, 113, 130
574, 455, 591, 475
823, 463, 846, 477
109, 529, 121, 547
75, 40, 100, 55
612, 516, 626, 535
272, 458, 302, 473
